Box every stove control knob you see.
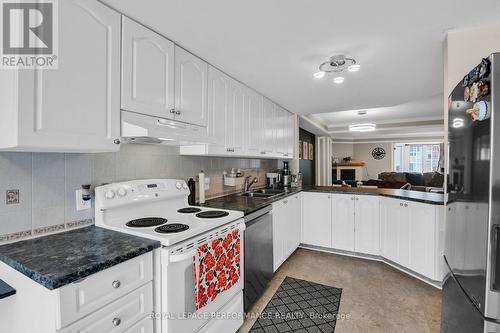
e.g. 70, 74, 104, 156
105, 189, 116, 200
117, 187, 127, 197
175, 182, 182, 190
182, 182, 188, 189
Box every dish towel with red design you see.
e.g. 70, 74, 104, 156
193, 228, 241, 311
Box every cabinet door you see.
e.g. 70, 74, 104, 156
228, 79, 245, 153
244, 89, 263, 156
174, 46, 208, 127
272, 202, 285, 271
331, 194, 355, 251
18, 0, 121, 152
380, 198, 401, 262
293, 194, 302, 248
354, 195, 380, 255
275, 106, 286, 155
301, 192, 332, 247
397, 201, 411, 267
207, 66, 229, 151
408, 201, 436, 278
286, 112, 295, 157
262, 98, 275, 155
121, 17, 175, 119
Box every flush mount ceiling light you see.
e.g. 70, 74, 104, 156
313, 54, 360, 84
349, 123, 376, 132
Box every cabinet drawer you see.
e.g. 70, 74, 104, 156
60, 282, 153, 333
58, 252, 153, 328
123, 316, 154, 333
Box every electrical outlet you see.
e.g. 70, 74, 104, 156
6, 190, 19, 205
76, 189, 91, 211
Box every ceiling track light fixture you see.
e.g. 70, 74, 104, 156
314, 54, 360, 84
349, 123, 376, 132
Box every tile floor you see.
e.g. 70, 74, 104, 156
239, 248, 442, 333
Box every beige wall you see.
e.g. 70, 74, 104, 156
332, 143, 354, 160
352, 143, 393, 180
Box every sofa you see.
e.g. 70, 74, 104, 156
369, 172, 444, 192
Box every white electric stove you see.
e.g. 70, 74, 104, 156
95, 179, 245, 333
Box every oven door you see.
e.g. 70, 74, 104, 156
161, 221, 245, 333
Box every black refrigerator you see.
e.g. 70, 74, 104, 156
441, 53, 500, 332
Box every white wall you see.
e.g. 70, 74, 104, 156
445, 24, 500, 96
352, 143, 393, 180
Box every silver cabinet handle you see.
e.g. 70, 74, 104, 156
175, 110, 181, 115
404, 203, 408, 207
283, 200, 288, 204
400, 203, 403, 206
350, 197, 354, 200
112, 318, 121, 326
169, 108, 176, 114
327, 195, 331, 199
113, 139, 121, 145
260, 151, 266, 154
112, 280, 121, 289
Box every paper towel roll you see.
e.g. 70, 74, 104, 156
198, 171, 205, 204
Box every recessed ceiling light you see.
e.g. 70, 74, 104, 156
333, 76, 344, 84
314, 71, 325, 79
349, 123, 376, 132
348, 64, 361, 72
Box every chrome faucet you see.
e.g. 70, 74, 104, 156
243, 176, 258, 192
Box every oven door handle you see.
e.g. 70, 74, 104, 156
169, 250, 197, 263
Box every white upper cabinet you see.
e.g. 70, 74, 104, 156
331, 194, 355, 251
174, 46, 208, 127
301, 192, 332, 247
286, 111, 295, 157
121, 17, 175, 119
354, 195, 380, 256
0, 0, 121, 152
207, 66, 230, 152
244, 88, 263, 156
262, 98, 276, 155
275, 105, 286, 156
227, 79, 246, 153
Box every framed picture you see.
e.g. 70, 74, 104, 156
308, 143, 314, 160
303, 141, 309, 160
299, 140, 303, 159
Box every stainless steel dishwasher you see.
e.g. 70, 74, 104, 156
244, 205, 273, 311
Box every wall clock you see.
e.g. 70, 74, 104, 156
372, 147, 386, 160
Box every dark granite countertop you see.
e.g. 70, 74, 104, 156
202, 186, 444, 215
0, 279, 16, 299
302, 186, 444, 205
0, 226, 160, 290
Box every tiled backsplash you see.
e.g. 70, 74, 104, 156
0, 144, 277, 242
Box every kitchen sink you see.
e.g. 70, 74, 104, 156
236, 189, 287, 199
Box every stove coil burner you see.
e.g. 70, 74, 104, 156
126, 217, 167, 228
155, 223, 190, 233
196, 211, 230, 219
177, 207, 202, 214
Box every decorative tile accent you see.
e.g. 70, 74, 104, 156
1, 230, 32, 243
66, 219, 93, 229
5, 189, 19, 205
33, 223, 66, 235
249, 277, 342, 333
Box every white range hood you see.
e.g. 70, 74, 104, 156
121, 111, 214, 145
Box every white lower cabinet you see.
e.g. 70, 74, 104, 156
354, 195, 380, 256
301, 192, 332, 248
273, 194, 301, 271
331, 194, 355, 251
302, 192, 442, 282
379, 197, 441, 281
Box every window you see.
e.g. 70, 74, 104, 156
393, 143, 441, 173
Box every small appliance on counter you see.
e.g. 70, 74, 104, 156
266, 173, 281, 189
280, 161, 292, 187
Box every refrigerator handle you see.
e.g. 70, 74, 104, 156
492, 224, 500, 291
